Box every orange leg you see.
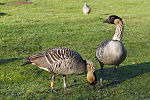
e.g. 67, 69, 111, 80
51, 75, 55, 93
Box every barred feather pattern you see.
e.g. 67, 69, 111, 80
25, 47, 87, 74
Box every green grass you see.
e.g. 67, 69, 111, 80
0, 0, 150, 99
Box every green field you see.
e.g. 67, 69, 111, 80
0, 0, 150, 99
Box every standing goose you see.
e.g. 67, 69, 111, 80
96, 15, 127, 86
82, 3, 91, 15
21, 47, 97, 93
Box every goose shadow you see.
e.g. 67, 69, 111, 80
51, 62, 150, 91
0, 13, 7, 16
0, 58, 23, 65
95, 62, 150, 87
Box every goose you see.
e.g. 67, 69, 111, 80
82, 3, 91, 15
21, 47, 97, 93
96, 15, 127, 86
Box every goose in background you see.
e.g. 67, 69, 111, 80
22, 47, 97, 93
82, 3, 91, 15
96, 15, 127, 86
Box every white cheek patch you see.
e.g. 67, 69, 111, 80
39, 67, 49, 71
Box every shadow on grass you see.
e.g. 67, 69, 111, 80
95, 62, 150, 86
0, 58, 23, 65
0, 13, 7, 16
52, 62, 150, 91
0, 3, 6, 5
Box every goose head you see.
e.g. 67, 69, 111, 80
86, 61, 97, 85
84, 3, 87, 6
103, 15, 123, 25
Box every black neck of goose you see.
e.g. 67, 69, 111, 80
112, 21, 124, 41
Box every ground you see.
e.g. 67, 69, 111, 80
0, 0, 150, 99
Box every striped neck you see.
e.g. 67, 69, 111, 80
112, 21, 124, 41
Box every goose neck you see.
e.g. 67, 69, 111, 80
112, 21, 124, 41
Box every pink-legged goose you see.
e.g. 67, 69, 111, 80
22, 47, 97, 93
96, 15, 127, 86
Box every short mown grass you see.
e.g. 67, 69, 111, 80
0, 0, 150, 99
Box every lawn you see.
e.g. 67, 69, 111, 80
0, 0, 150, 99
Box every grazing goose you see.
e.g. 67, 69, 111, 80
21, 47, 97, 93
82, 3, 91, 15
96, 15, 127, 86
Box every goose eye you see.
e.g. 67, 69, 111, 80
111, 17, 114, 19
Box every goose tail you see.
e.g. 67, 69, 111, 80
21, 57, 32, 66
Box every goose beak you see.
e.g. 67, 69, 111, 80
103, 19, 109, 23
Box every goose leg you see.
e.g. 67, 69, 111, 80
63, 75, 67, 90
112, 66, 118, 86
100, 62, 104, 86
51, 75, 55, 93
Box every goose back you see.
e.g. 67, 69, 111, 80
24, 47, 86, 74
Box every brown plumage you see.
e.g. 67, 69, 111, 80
22, 47, 97, 93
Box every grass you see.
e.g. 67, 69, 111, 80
0, 0, 150, 99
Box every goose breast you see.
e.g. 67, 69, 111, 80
96, 40, 127, 65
